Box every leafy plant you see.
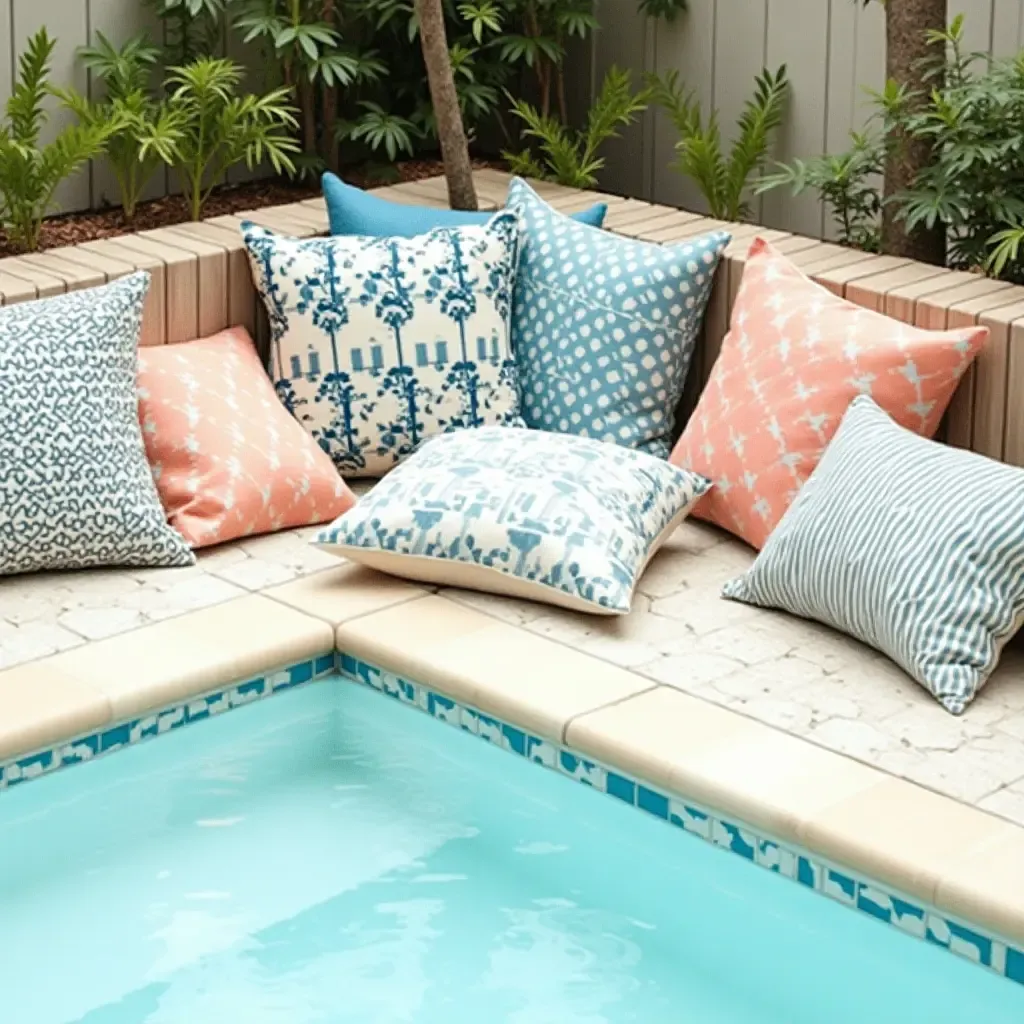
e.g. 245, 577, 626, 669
757, 131, 884, 251
756, 75, 909, 253
897, 18, 1024, 279
637, 0, 687, 21
500, 0, 598, 124
58, 33, 184, 221
0, 29, 114, 251
349, 0, 601, 163
649, 64, 788, 221
759, 15, 1024, 282
339, 101, 420, 161
357, 0, 509, 152
235, 0, 382, 170
163, 57, 299, 219
147, 0, 233, 64
504, 65, 650, 188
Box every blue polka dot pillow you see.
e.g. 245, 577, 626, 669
724, 395, 1024, 714
507, 177, 730, 456
0, 273, 194, 576
242, 212, 523, 478
314, 426, 710, 614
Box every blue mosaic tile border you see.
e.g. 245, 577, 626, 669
0, 653, 336, 791
338, 650, 1024, 990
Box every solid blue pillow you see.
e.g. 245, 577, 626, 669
322, 171, 607, 237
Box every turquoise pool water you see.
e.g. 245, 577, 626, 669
2, 677, 1022, 1024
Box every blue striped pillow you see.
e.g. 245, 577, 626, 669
723, 395, 1024, 714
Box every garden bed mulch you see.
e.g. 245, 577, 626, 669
0, 159, 506, 259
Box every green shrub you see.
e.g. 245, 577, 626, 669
235, 0, 386, 173
758, 16, 1024, 282
58, 33, 184, 221
164, 57, 300, 220
756, 131, 884, 252
898, 20, 1024, 279
147, 0, 232, 64
650, 64, 788, 221
0, 29, 114, 252
504, 65, 650, 188
637, 0, 687, 20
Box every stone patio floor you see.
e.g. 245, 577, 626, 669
5, 514, 1024, 828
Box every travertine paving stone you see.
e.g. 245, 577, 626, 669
443, 520, 1024, 826
4, 515, 1024, 827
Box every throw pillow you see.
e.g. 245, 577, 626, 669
670, 237, 988, 550
322, 171, 607, 236
507, 176, 730, 457
137, 327, 356, 548
242, 212, 523, 478
0, 272, 195, 576
314, 426, 710, 614
723, 396, 1024, 715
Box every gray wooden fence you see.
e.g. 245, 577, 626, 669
587, 0, 1024, 238
3, 0, 1023, 228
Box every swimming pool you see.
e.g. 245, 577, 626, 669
2, 676, 1023, 1023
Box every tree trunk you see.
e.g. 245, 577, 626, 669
414, 0, 477, 210
299, 77, 317, 158
882, 0, 947, 264
321, 0, 339, 171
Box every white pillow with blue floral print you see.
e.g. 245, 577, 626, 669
506, 177, 730, 457
314, 426, 711, 614
242, 212, 523, 478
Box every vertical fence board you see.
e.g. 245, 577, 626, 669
712, 0, 769, 222
648, 2, 716, 211
960, 0, 995, 54
760, 0, 831, 236
1, 0, 13, 112
591, 2, 651, 200
991, 0, 1024, 57
86, 0, 165, 210
11, 0, 91, 213
821, 0, 858, 240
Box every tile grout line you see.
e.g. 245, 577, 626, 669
559, 683, 661, 745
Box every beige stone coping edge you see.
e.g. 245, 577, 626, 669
1, 565, 1023, 986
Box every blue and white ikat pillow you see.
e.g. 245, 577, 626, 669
242, 212, 523, 478
506, 177, 730, 456
314, 426, 711, 614
724, 395, 1024, 714
0, 272, 195, 576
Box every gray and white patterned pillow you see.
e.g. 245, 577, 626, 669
0, 272, 194, 575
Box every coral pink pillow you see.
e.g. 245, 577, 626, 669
137, 327, 355, 548
670, 238, 988, 550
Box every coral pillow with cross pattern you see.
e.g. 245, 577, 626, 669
137, 327, 355, 548
669, 238, 989, 550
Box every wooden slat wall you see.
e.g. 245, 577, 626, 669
1, 169, 1023, 472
